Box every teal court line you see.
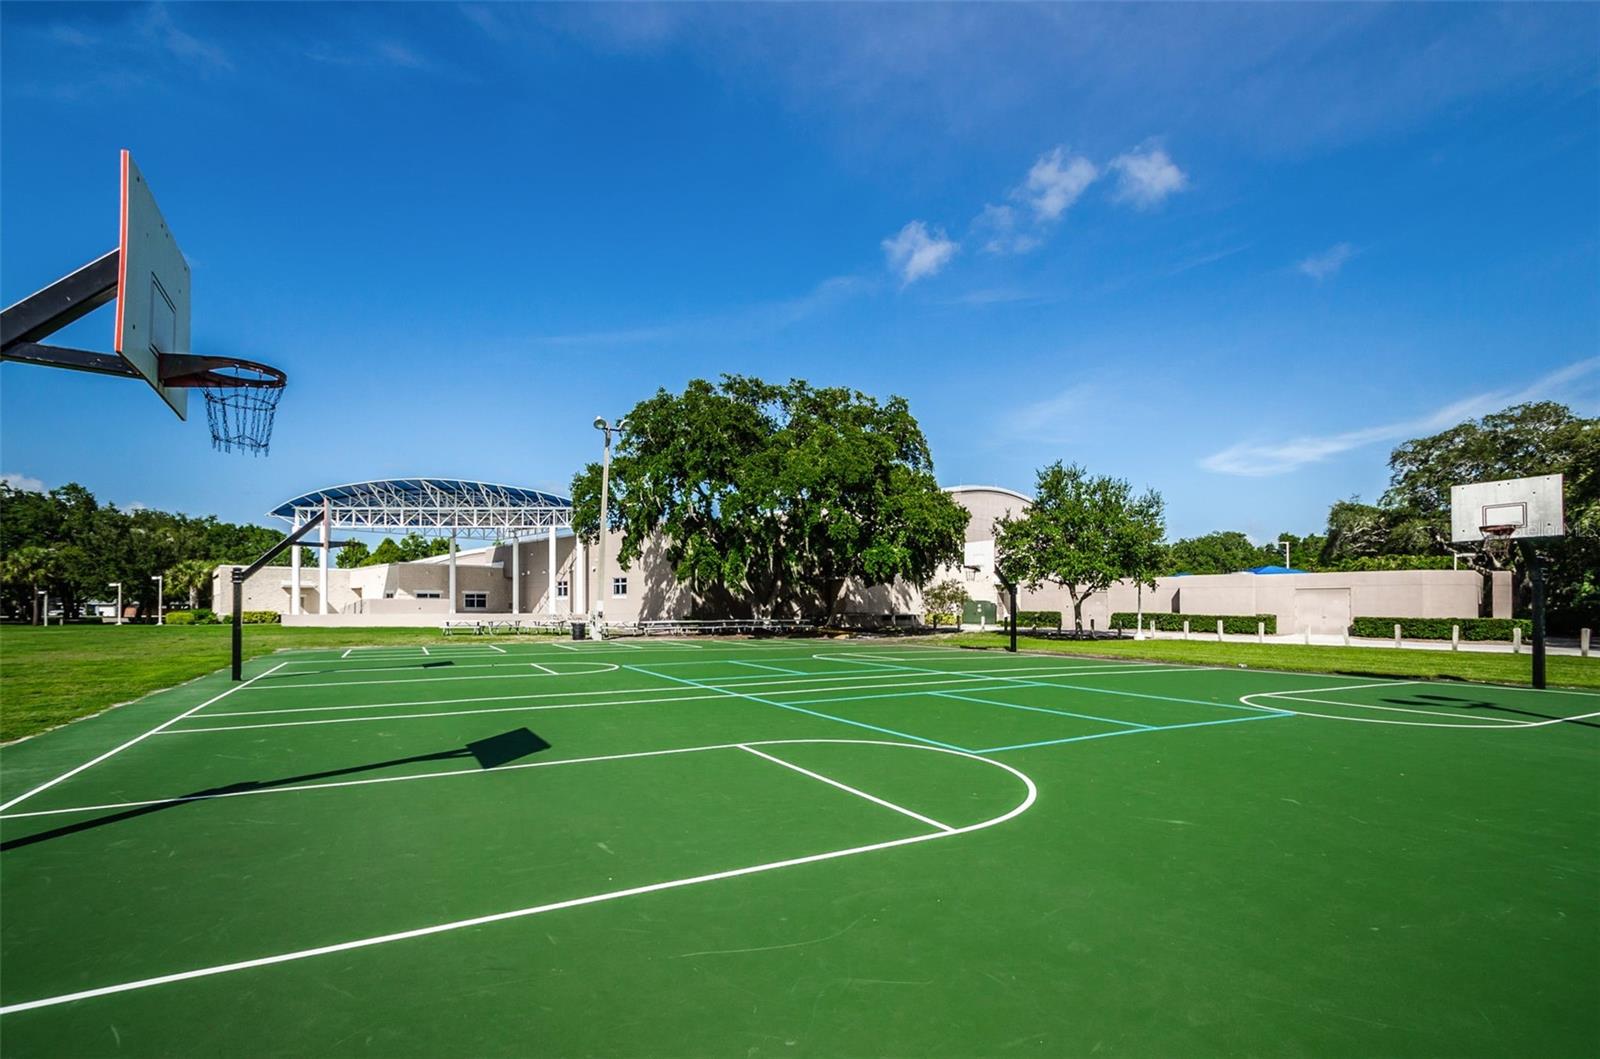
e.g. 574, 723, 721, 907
728, 660, 810, 676
975, 712, 1294, 754
621, 664, 972, 752
836, 655, 1284, 715
927, 690, 1154, 729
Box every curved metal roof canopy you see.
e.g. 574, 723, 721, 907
270, 478, 572, 540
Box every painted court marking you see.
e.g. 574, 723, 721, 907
0, 739, 1035, 1015
738, 744, 955, 832
0, 662, 289, 815
1241, 680, 1600, 728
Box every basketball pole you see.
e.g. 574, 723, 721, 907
1522, 542, 1547, 690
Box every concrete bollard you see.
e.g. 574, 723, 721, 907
1149, 618, 1157, 638
1257, 621, 1265, 644
1304, 628, 1311, 646
1183, 620, 1190, 641
1394, 623, 1402, 648
1217, 619, 1225, 641
1343, 630, 1350, 647
1451, 625, 1460, 651
1512, 626, 1522, 654
1581, 628, 1591, 658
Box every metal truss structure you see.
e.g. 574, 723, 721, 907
269, 479, 573, 540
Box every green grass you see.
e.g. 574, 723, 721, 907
0, 625, 561, 742
1, 639, 1595, 1056
943, 630, 1600, 688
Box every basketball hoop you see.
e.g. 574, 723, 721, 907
160, 354, 287, 456
1479, 524, 1517, 566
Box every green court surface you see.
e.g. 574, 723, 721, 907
2, 639, 1596, 1057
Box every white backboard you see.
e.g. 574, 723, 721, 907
115, 150, 190, 419
1449, 474, 1565, 543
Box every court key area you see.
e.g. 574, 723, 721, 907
2, 638, 1596, 1057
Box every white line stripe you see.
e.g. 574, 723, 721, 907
244, 662, 623, 690
1253, 679, 1418, 698
1265, 693, 1526, 723
420, 646, 430, 655
487, 643, 506, 654
738, 745, 954, 833
341, 648, 353, 659
530, 663, 557, 676
204, 683, 700, 719
0, 663, 288, 814
0, 740, 1035, 1015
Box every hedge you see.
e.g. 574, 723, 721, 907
221, 610, 283, 625
165, 609, 218, 625
1015, 610, 1062, 630
1349, 616, 1531, 642
1111, 612, 1278, 635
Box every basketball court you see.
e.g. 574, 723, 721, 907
2, 639, 1596, 1055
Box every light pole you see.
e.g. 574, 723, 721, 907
110, 582, 123, 625
1276, 539, 1291, 569
591, 416, 626, 640
36, 590, 48, 627
152, 574, 164, 625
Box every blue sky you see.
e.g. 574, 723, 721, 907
3, 2, 1597, 543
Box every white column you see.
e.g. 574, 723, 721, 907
290, 516, 302, 616
547, 530, 558, 616
574, 539, 586, 615
319, 507, 330, 615
448, 532, 458, 615
511, 537, 521, 614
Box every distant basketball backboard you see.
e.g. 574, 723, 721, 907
115, 150, 191, 419
1449, 474, 1565, 544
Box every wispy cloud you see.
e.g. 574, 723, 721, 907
142, 4, 232, 73
1005, 384, 1096, 443
1297, 243, 1357, 280
1108, 144, 1187, 208
971, 204, 1041, 256
882, 221, 959, 286
1022, 146, 1098, 222
1200, 358, 1600, 476
2, 473, 46, 493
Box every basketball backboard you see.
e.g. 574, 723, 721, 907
1449, 474, 1565, 544
115, 150, 190, 419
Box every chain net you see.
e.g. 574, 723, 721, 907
201, 373, 283, 456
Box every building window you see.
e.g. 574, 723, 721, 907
415, 591, 441, 599
384, 592, 395, 599
463, 592, 487, 610
611, 577, 627, 597
556, 579, 569, 599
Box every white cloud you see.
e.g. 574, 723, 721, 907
141, 4, 232, 73
1108, 145, 1187, 208
1297, 242, 1357, 280
1008, 384, 1096, 442
972, 204, 1041, 255
2, 473, 45, 493
882, 221, 959, 286
1200, 357, 1600, 476
1021, 147, 1098, 221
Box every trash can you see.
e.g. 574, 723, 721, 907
570, 621, 587, 641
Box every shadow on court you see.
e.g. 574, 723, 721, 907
0, 728, 550, 852
1383, 693, 1600, 729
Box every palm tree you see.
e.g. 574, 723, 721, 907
165, 558, 219, 611
1, 546, 59, 624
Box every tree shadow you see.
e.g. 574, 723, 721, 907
1383, 693, 1600, 730
0, 728, 551, 852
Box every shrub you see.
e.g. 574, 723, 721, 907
1348, 616, 1531, 642
222, 610, 282, 625
165, 609, 217, 625
1015, 610, 1062, 630
1110, 612, 1278, 635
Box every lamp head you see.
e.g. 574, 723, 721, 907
593, 416, 608, 431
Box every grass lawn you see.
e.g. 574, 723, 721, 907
0, 624, 563, 742
943, 631, 1600, 689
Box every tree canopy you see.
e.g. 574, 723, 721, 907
570, 376, 970, 620
994, 462, 1165, 631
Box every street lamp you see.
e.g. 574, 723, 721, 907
152, 574, 164, 626
110, 582, 123, 625
1276, 539, 1291, 569
592, 416, 627, 640
36, 589, 47, 627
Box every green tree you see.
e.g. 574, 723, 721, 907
922, 578, 971, 627
994, 462, 1165, 632
165, 557, 218, 610
1162, 531, 1273, 575
571, 376, 969, 621
0, 545, 60, 623
336, 541, 371, 568
368, 538, 406, 566
1116, 490, 1168, 623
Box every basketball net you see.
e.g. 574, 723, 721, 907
1479, 524, 1517, 567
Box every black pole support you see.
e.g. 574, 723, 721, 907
231, 511, 326, 681
1, 250, 120, 356
1526, 546, 1547, 691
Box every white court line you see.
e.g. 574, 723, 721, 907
530, 663, 557, 676
203, 682, 706, 719
341, 649, 353, 659
1264, 693, 1526, 723
1238, 691, 1600, 729
728, 660, 807, 676
420, 646, 430, 656
487, 644, 506, 654
0, 739, 1035, 1015
738, 745, 954, 833
244, 662, 622, 691
0, 662, 289, 814
159, 691, 728, 734
1253, 679, 1419, 699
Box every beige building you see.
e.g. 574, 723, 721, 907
220, 479, 1503, 632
